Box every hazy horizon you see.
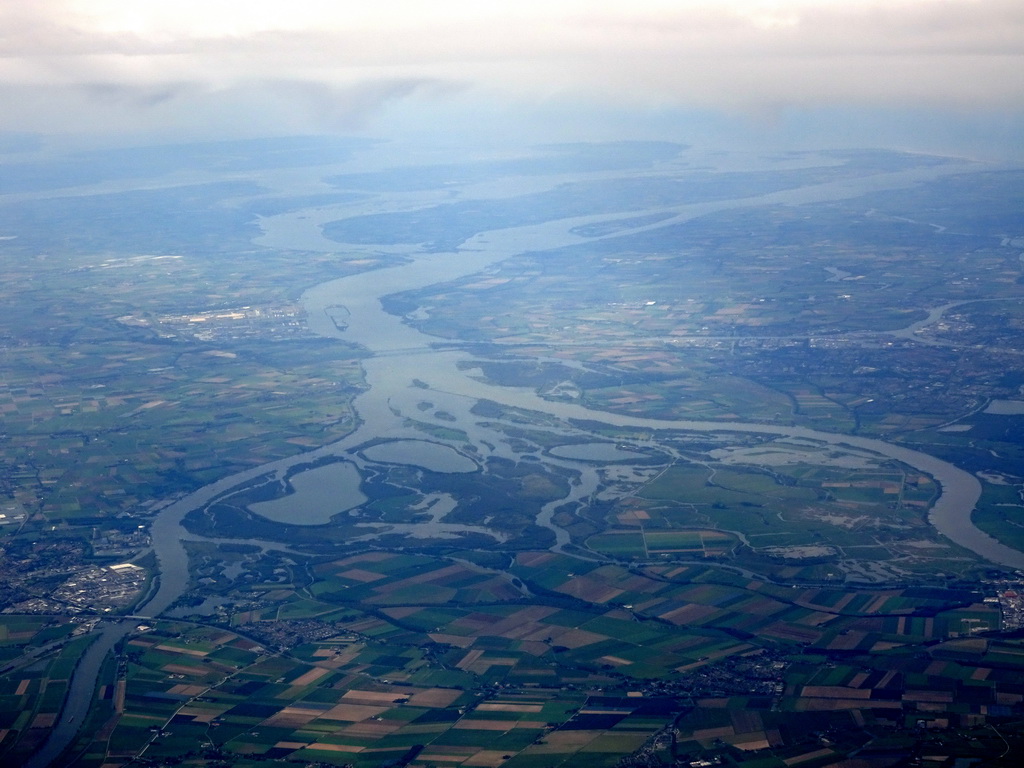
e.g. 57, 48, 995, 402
1, 0, 1022, 160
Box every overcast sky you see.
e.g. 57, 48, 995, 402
2, 0, 1022, 156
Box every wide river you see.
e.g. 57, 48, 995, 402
31, 157, 1024, 768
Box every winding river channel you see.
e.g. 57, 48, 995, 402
31, 158, 1024, 767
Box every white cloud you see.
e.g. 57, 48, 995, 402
1, 1, 1021, 143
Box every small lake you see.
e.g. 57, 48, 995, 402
352, 494, 507, 542
248, 462, 367, 525
549, 443, 645, 462
362, 440, 478, 473
985, 400, 1024, 415
708, 444, 881, 470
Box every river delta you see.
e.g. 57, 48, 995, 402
17, 143, 1024, 767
